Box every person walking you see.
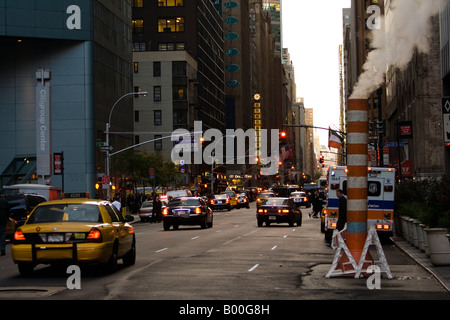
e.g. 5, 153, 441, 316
0, 195, 9, 256
336, 189, 347, 231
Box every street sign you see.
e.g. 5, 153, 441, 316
100, 146, 113, 152
383, 142, 404, 147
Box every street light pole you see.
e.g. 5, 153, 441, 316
106, 91, 147, 200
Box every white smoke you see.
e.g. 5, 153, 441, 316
350, 0, 444, 99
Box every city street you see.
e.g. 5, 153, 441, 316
0, 202, 449, 305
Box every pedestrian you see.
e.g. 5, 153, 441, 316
312, 190, 322, 218
336, 189, 347, 231
112, 196, 121, 212
154, 196, 162, 222
0, 195, 9, 256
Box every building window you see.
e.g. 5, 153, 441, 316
135, 135, 140, 145
172, 61, 186, 76
158, 42, 185, 51
154, 110, 162, 125
173, 110, 187, 125
173, 87, 186, 100
133, 0, 144, 7
154, 135, 163, 151
153, 61, 161, 77
135, 110, 140, 122
154, 86, 162, 101
158, 17, 184, 33
132, 19, 144, 33
158, 0, 184, 7
133, 42, 147, 52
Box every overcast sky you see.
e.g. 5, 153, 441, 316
282, 0, 351, 146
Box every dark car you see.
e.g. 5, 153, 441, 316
208, 194, 231, 211
289, 191, 310, 207
256, 197, 302, 227
256, 191, 275, 208
237, 192, 250, 209
3, 193, 47, 226
162, 197, 213, 230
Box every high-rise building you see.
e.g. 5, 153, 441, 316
0, 1, 133, 197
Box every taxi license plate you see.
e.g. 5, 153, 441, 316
269, 216, 277, 221
47, 234, 64, 243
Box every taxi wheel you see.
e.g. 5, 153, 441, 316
123, 240, 136, 267
18, 263, 34, 277
105, 245, 118, 274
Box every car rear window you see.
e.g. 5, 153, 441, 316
262, 198, 290, 206
27, 204, 102, 224
169, 198, 200, 206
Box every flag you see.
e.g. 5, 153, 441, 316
328, 128, 343, 149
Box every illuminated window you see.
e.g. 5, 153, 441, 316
132, 19, 144, 33
158, 17, 184, 33
158, 0, 184, 6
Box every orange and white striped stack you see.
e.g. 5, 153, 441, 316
345, 99, 369, 263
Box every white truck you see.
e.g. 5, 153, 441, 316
322, 166, 395, 241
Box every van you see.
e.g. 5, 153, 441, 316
323, 166, 395, 241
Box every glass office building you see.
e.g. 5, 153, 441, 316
0, 1, 133, 197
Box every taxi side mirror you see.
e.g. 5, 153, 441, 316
125, 214, 134, 222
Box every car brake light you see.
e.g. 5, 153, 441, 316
86, 227, 102, 242
163, 208, 169, 215
303, 197, 308, 201
195, 207, 202, 214
210, 199, 214, 204
14, 229, 26, 241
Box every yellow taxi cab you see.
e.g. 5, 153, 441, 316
12, 199, 135, 276
220, 191, 239, 209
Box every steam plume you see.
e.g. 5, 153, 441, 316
350, 0, 444, 99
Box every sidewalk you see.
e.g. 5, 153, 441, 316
392, 236, 450, 292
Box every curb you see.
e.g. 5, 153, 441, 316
392, 237, 450, 293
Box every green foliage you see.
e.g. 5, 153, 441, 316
395, 176, 450, 230
113, 150, 180, 186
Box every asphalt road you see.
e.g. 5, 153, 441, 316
0, 201, 449, 306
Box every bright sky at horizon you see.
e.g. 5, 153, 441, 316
282, 0, 351, 147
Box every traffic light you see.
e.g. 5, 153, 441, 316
319, 155, 325, 167
280, 131, 287, 139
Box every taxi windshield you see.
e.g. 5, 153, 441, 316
27, 204, 102, 224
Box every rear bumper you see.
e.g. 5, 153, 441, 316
12, 242, 113, 265
256, 213, 292, 223
163, 214, 206, 225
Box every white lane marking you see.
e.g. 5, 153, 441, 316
271, 245, 278, 251
223, 236, 241, 245
191, 236, 199, 240
283, 235, 288, 239
155, 248, 168, 253
248, 264, 259, 272
243, 229, 258, 237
